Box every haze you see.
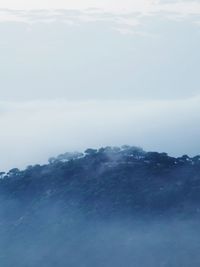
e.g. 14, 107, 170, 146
0, 0, 200, 170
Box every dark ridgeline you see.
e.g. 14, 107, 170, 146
1, 146, 200, 218
1, 146, 200, 267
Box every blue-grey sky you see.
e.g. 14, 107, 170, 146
0, 0, 200, 170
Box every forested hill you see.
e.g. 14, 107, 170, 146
1, 146, 200, 266
1, 146, 200, 219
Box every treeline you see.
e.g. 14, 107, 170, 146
0, 146, 200, 219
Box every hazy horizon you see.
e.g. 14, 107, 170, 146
0, 0, 200, 171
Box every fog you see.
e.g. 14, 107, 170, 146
1, 199, 200, 267
1, 144, 200, 266
0, 8, 200, 171
0, 1, 199, 266
0, 97, 200, 171
0, 17, 199, 102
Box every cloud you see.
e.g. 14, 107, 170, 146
0, 0, 200, 14
0, 9, 143, 35
0, 96, 200, 171
0, 1, 199, 170
1, 1, 200, 32
0, 0, 159, 11
1, 1, 200, 15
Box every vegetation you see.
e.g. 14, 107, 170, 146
1, 146, 200, 266
1, 146, 200, 220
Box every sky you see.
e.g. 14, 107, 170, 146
0, 0, 200, 170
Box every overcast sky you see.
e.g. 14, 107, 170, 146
0, 0, 200, 171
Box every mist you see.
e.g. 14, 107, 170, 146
0, 0, 200, 266
0, 8, 200, 171
0, 97, 200, 171
1, 143, 200, 266
1, 199, 200, 267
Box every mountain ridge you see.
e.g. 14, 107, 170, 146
1, 145, 200, 219
1, 146, 200, 266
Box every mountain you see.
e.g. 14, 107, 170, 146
1, 146, 200, 267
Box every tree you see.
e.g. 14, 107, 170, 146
8, 168, 20, 176
85, 148, 97, 155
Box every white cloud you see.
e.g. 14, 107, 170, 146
1, 0, 200, 15
0, 0, 157, 11
0, 96, 200, 171
1, 1, 200, 34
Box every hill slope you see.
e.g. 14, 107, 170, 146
1, 146, 200, 267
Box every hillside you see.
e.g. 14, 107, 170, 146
1, 146, 200, 218
1, 146, 200, 267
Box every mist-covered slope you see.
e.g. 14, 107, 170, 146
1, 146, 200, 266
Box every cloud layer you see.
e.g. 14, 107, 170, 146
0, 97, 200, 171
1, 1, 200, 25
1, 0, 200, 14
0, 1, 199, 170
